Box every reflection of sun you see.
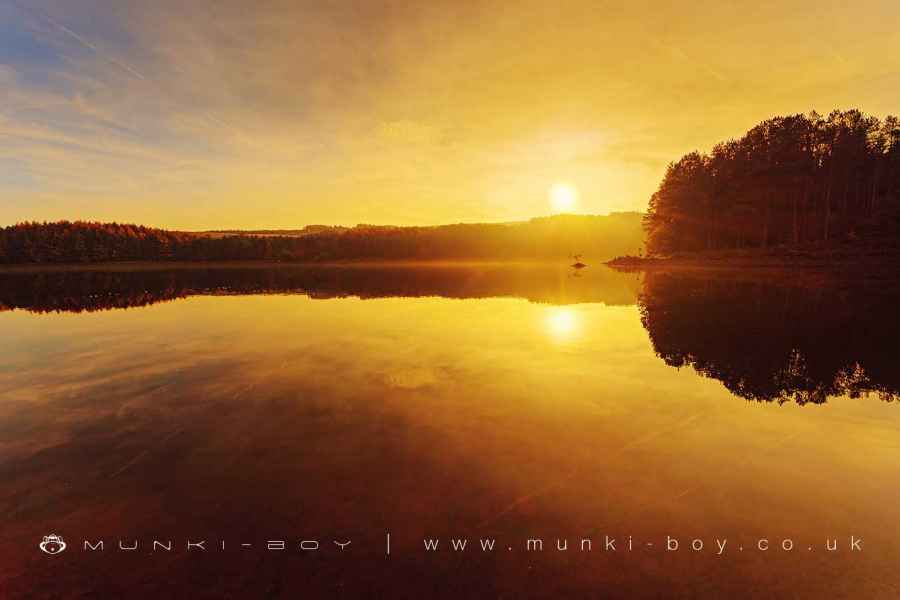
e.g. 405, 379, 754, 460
549, 183, 578, 213
545, 307, 579, 340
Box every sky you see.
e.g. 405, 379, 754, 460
0, 0, 898, 230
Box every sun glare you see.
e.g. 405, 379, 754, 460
549, 183, 579, 213
545, 307, 579, 341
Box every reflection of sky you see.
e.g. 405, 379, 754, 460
544, 306, 579, 342
2, 294, 900, 593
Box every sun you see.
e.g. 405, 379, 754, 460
549, 183, 579, 213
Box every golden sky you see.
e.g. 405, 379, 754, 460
1, 0, 898, 229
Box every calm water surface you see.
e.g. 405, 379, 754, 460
1, 264, 898, 598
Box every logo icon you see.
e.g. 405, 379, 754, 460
39, 534, 66, 555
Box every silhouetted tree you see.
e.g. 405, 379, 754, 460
644, 109, 900, 255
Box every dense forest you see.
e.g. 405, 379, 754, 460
643, 109, 900, 255
0, 214, 642, 264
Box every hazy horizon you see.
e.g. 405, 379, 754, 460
2, 209, 645, 233
190, 210, 645, 232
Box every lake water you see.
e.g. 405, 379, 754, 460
1, 263, 898, 598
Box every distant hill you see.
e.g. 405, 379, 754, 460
197, 224, 349, 238
0, 213, 644, 264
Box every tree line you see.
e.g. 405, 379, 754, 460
0, 213, 643, 264
643, 109, 900, 255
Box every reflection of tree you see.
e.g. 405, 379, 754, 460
639, 271, 900, 404
0, 264, 640, 314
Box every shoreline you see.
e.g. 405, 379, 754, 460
1, 253, 898, 278
606, 251, 900, 271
